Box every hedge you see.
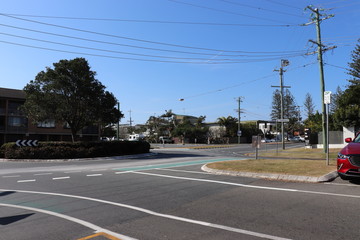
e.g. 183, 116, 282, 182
0, 141, 150, 159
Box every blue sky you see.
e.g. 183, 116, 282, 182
0, 0, 359, 125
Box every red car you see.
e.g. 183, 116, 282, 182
337, 133, 360, 180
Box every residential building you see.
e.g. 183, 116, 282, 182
0, 87, 100, 145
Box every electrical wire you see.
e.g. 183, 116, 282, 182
179, 62, 317, 100
2, 31, 305, 61
167, 0, 300, 25
262, 0, 303, 10
0, 39, 306, 64
0, 14, 308, 55
0, 13, 300, 27
218, 0, 305, 18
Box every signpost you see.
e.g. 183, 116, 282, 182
252, 135, 261, 159
324, 91, 331, 165
16, 140, 38, 147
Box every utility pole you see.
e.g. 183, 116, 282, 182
272, 59, 290, 150
117, 101, 120, 140
128, 110, 133, 128
236, 97, 243, 144
305, 6, 335, 153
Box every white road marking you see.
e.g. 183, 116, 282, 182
2, 175, 21, 178
86, 174, 103, 177
115, 171, 133, 174
34, 173, 53, 176
0, 203, 136, 240
52, 176, 70, 180
0, 188, 291, 240
156, 168, 211, 175
324, 182, 360, 187
91, 169, 107, 171
17, 179, 36, 183
131, 171, 360, 199
64, 171, 82, 173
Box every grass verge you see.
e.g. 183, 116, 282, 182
207, 147, 339, 177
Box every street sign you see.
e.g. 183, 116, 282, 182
277, 119, 289, 123
324, 91, 332, 104
16, 140, 38, 147
237, 130, 242, 137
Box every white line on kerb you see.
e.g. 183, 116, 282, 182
0, 203, 136, 240
52, 176, 70, 180
0, 188, 291, 240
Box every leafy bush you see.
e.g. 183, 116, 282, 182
0, 141, 150, 159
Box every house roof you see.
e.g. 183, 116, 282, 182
0, 87, 26, 100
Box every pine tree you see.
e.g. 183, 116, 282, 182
303, 93, 315, 118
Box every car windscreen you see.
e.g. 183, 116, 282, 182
354, 133, 360, 143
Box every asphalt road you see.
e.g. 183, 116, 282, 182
0, 144, 357, 240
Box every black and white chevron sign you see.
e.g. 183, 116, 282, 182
15, 140, 38, 147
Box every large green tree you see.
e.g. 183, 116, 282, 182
22, 58, 122, 142
334, 40, 360, 129
217, 116, 238, 138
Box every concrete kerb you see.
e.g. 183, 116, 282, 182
0, 152, 158, 162
201, 164, 338, 183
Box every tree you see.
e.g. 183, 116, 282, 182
303, 93, 315, 119
22, 58, 122, 142
334, 40, 360, 129
217, 116, 238, 139
270, 89, 297, 120
271, 89, 300, 136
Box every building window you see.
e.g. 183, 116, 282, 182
37, 119, 56, 128
8, 101, 25, 115
8, 116, 27, 127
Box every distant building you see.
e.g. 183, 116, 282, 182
0, 87, 100, 145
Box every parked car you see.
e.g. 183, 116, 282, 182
159, 136, 174, 144
337, 133, 360, 180
289, 136, 305, 142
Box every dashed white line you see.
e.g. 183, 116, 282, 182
64, 171, 82, 173
34, 173, 53, 176
2, 175, 21, 178
86, 174, 103, 177
17, 179, 36, 183
52, 176, 70, 180
91, 169, 107, 172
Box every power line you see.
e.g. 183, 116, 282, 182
179, 62, 317, 100
0, 39, 306, 64
218, 0, 305, 18
167, 0, 300, 25
262, 0, 303, 10
0, 13, 305, 54
0, 13, 310, 55
0, 13, 300, 27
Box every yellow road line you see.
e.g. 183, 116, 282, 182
78, 232, 122, 240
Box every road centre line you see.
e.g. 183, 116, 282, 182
64, 171, 82, 173
2, 175, 21, 178
52, 176, 70, 180
91, 169, 108, 172
0, 203, 136, 240
17, 179, 36, 183
0, 188, 291, 240
34, 173, 53, 176
131, 171, 360, 199
86, 174, 103, 177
